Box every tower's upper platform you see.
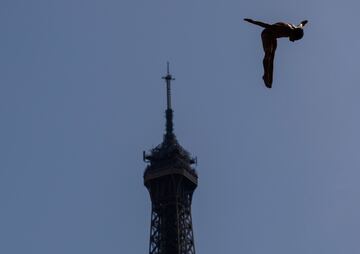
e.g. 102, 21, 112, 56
143, 64, 197, 185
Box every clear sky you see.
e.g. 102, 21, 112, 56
1, 0, 360, 253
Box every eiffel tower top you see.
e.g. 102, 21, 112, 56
143, 63, 197, 183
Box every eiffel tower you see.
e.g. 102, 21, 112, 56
143, 64, 198, 254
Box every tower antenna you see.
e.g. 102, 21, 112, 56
162, 62, 175, 110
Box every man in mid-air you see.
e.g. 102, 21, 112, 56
244, 18, 308, 88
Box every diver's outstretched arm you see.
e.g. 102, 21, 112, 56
244, 18, 271, 28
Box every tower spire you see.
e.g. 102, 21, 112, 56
162, 62, 175, 110
162, 62, 175, 140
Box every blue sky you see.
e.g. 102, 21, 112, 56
1, 0, 360, 253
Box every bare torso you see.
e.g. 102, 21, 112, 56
268, 22, 295, 38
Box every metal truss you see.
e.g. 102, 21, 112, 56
148, 192, 196, 254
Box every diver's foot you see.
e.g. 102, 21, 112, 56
262, 75, 272, 88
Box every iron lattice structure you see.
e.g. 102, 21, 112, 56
144, 65, 198, 254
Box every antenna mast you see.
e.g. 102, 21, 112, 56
162, 62, 175, 110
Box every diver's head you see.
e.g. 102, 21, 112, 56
289, 28, 304, 42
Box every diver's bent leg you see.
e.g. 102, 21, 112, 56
267, 52, 275, 87
263, 53, 273, 88
261, 30, 275, 88
267, 42, 277, 88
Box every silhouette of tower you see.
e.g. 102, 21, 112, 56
143, 63, 198, 254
